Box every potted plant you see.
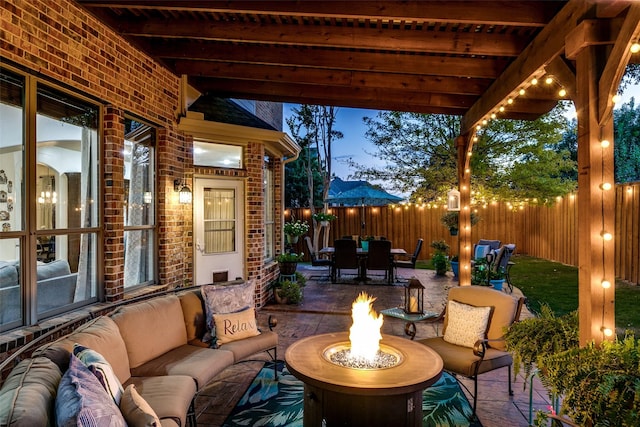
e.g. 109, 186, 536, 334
450, 255, 459, 278
312, 211, 337, 227
504, 305, 579, 381
360, 235, 375, 251
283, 219, 309, 244
430, 240, 450, 276
276, 252, 304, 275
534, 335, 640, 427
273, 279, 303, 305
488, 269, 505, 291
440, 211, 480, 236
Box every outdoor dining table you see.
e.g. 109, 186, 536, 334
319, 246, 407, 282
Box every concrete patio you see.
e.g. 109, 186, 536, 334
195, 265, 551, 427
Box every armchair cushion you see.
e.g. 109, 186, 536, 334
419, 337, 513, 377
443, 300, 492, 348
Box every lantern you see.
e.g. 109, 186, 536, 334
447, 188, 460, 211
404, 278, 424, 314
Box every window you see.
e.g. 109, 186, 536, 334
203, 188, 236, 253
193, 141, 242, 168
264, 160, 275, 261
1, 67, 100, 331
123, 118, 156, 289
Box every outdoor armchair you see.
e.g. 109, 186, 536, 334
331, 239, 359, 283
417, 286, 525, 417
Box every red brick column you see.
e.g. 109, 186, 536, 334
103, 106, 125, 301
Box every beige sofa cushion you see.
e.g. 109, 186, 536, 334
123, 375, 196, 427
36, 316, 131, 384
112, 294, 188, 369
0, 357, 61, 427
130, 344, 234, 390
220, 330, 278, 363
178, 290, 207, 344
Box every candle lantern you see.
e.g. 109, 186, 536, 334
404, 278, 424, 314
447, 188, 460, 211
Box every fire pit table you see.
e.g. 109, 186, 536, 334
285, 331, 444, 427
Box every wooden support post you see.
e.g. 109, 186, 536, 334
573, 44, 616, 346
456, 134, 473, 286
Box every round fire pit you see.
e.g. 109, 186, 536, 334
285, 332, 443, 427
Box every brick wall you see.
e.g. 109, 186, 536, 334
0, 0, 287, 349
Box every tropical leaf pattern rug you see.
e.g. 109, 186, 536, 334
223, 361, 482, 427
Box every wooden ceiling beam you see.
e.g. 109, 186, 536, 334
172, 60, 493, 95
150, 40, 511, 79
115, 18, 529, 57
77, 1, 561, 26
191, 78, 557, 115
461, 0, 588, 134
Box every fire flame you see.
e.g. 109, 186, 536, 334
349, 292, 383, 360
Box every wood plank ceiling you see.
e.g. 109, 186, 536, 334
75, 1, 634, 133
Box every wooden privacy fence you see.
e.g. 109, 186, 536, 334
286, 182, 640, 285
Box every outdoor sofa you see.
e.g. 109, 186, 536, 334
0, 282, 277, 426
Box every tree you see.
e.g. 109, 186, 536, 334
285, 105, 343, 250
350, 106, 577, 205
613, 98, 640, 183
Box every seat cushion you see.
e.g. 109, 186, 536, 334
419, 337, 513, 377
120, 384, 162, 427
123, 375, 196, 427
219, 330, 278, 362
0, 357, 61, 427
129, 344, 234, 390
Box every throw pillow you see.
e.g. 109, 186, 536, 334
474, 244, 491, 260
73, 343, 124, 405
213, 307, 260, 346
55, 354, 127, 427
201, 280, 255, 339
120, 384, 161, 427
443, 300, 492, 348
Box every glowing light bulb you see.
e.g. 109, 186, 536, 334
601, 231, 613, 241
545, 77, 553, 85
476, 125, 481, 130
482, 120, 488, 126
602, 327, 613, 337
507, 98, 513, 104
599, 182, 612, 191
519, 88, 526, 96
473, 136, 478, 142
499, 106, 505, 112
559, 88, 567, 97
465, 168, 470, 173
600, 139, 610, 148
612, 94, 621, 104
531, 78, 538, 85
631, 43, 640, 53
601, 280, 611, 289
491, 113, 496, 119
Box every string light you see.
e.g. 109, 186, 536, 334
600, 139, 610, 148
599, 182, 612, 191
519, 88, 526, 96
558, 88, 567, 97
531, 78, 538, 85
631, 42, 640, 53
601, 327, 613, 337
601, 280, 611, 289
545, 76, 553, 85
612, 94, 621, 104
600, 231, 613, 241
507, 98, 513, 104
499, 106, 505, 112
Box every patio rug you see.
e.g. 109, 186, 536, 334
222, 361, 482, 427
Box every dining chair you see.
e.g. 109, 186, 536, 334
365, 239, 393, 284
393, 238, 423, 278
304, 236, 333, 279
331, 239, 359, 283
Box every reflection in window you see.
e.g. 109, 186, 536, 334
123, 119, 155, 288
203, 188, 236, 253
193, 141, 243, 168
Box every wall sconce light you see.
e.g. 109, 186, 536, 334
174, 179, 192, 204
143, 192, 153, 204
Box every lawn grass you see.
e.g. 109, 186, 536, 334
510, 255, 640, 336
419, 255, 640, 336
